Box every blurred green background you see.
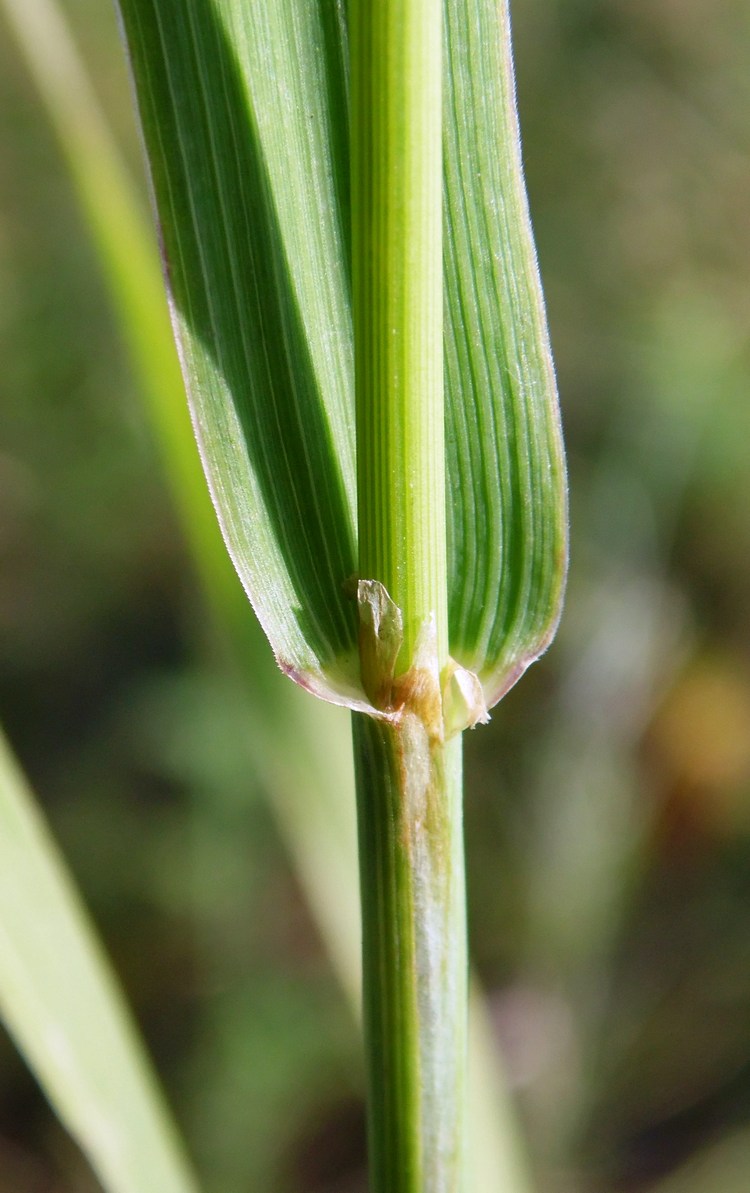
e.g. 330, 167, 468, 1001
1, 0, 750, 1190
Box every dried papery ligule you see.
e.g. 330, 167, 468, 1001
357, 580, 489, 739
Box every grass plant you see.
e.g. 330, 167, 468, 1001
113, 2, 566, 1187
2, 0, 567, 1189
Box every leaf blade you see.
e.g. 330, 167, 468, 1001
117, 0, 359, 699
443, 0, 568, 704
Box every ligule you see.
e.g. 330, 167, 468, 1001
357, 578, 488, 739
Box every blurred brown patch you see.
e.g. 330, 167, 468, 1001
284, 1095, 367, 1193
645, 655, 750, 857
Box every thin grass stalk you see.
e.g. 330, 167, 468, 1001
353, 719, 466, 1190
351, 0, 466, 1188
352, 0, 446, 669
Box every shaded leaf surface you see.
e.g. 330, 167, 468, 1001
118, 0, 358, 700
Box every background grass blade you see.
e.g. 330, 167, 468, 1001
444, 0, 568, 705
0, 726, 200, 1193
0, 0, 250, 650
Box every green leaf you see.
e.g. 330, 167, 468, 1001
116, 0, 360, 707
115, 0, 566, 711
0, 727, 199, 1193
443, 1, 567, 706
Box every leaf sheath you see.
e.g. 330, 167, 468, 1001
353, 715, 467, 1192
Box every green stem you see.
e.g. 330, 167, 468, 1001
351, 0, 465, 1186
353, 714, 467, 1192
351, 0, 446, 671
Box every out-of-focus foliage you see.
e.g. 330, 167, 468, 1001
1, 0, 749, 1191
0, 726, 199, 1193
